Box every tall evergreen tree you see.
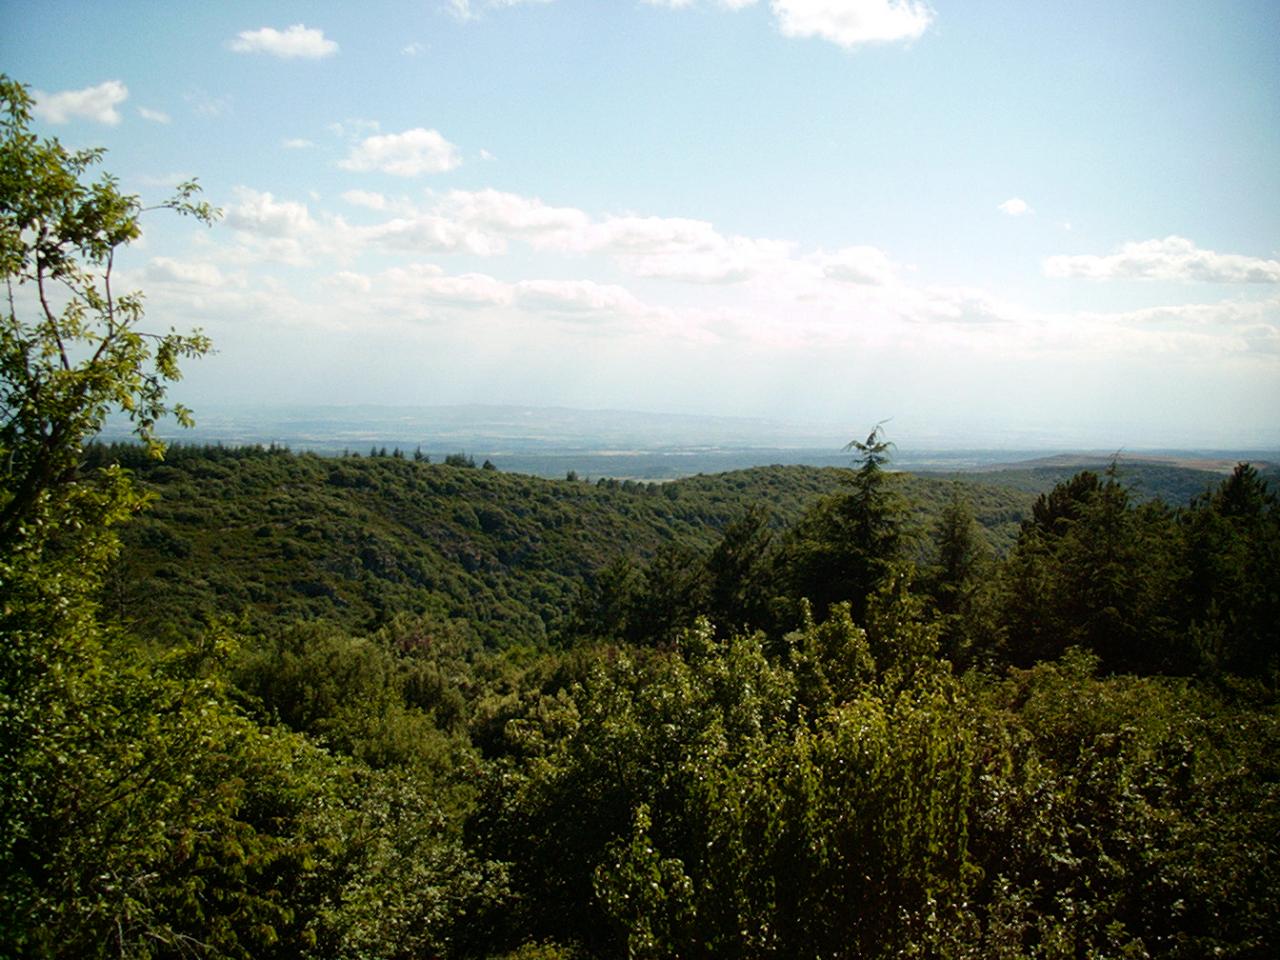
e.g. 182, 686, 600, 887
776, 424, 911, 624
1182, 463, 1280, 679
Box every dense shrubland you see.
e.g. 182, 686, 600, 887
4, 74, 1277, 957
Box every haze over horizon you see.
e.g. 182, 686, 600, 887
5, 0, 1278, 449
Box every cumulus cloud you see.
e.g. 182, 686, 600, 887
515, 279, 649, 318
423, 189, 793, 282
33, 80, 128, 125
814, 245, 901, 285
145, 257, 228, 287
998, 197, 1031, 217
222, 187, 356, 265
1061, 297, 1280, 362
339, 128, 462, 177
1240, 324, 1280, 355
602, 217, 792, 283
137, 106, 171, 124
463, 1, 930, 48
437, 189, 591, 250
770, 0, 933, 48
231, 24, 339, 59
1044, 236, 1280, 284
376, 264, 514, 307
185, 90, 232, 117
1081, 297, 1280, 329
306, 187, 763, 270
342, 190, 391, 211
447, 0, 556, 20
227, 189, 316, 238
642, 1, 932, 47
364, 212, 501, 256
328, 118, 381, 139
325, 264, 678, 334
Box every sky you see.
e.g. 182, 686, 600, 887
4, 0, 1279, 448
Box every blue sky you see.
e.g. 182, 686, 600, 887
4, 0, 1279, 447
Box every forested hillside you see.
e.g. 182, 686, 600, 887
100, 442, 1037, 645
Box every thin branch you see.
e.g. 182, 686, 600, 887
105, 247, 116, 334
91, 250, 119, 366
34, 228, 71, 372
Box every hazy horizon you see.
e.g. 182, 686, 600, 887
6, 1, 1278, 449
100, 402, 1280, 469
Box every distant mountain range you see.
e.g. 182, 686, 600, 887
97, 403, 1278, 481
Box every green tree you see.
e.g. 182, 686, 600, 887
1000, 468, 1186, 673
704, 504, 775, 635
1181, 463, 1280, 680
1, 76, 501, 957
776, 424, 912, 624
926, 489, 992, 663
0, 78, 213, 554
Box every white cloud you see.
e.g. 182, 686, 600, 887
460, 1, 929, 48
339, 128, 462, 176
33, 80, 128, 125
326, 265, 674, 333
1081, 297, 1280, 329
282, 137, 316, 149
431, 192, 794, 282
137, 106, 171, 124
515, 279, 648, 318
642, 1, 932, 48
376, 264, 514, 307
362, 212, 500, 256
918, 286, 1023, 326
328, 118, 381, 139
1240, 324, 1280, 355
601, 216, 792, 283
814, 245, 901, 285
998, 197, 1031, 217
227, 188, 316, 239
145, 257, 228, 287
221, 187, 359, 266
231, 24, 339, 59
1045, 236, 1280, 284
447, 0, 555, 20
341, 189, 390, 211
438, 189, 591, 249
402, 42, 426, 56
770, 0, 933, 48
185, 91, 231, 117
1057, 297, 1280, 362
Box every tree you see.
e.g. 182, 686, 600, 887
1, 76, 499, 958
1, 73, 218, 953
1, 76, 214, 557
626, 541, 710, 645
704, 504, 774, 634
1182, 463, 1280, 679
1000, 467, 1187, 672
776, 423, 912, 624
926, 489, 993, 664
